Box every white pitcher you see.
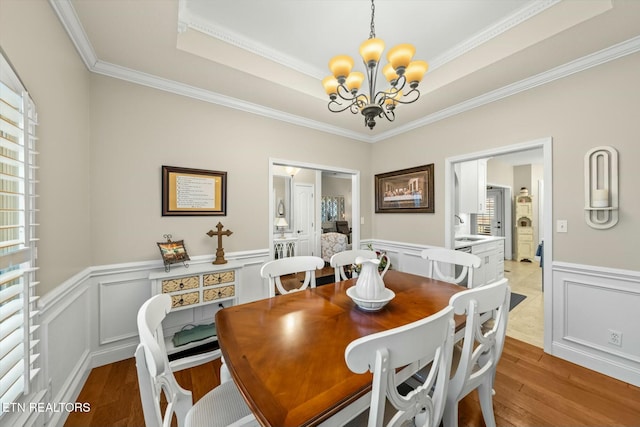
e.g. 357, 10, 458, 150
354, 255, 389, 300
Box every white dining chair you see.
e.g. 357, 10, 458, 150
444, 278, 511, 427
135, 294, 257, 427
330, 249, 378, 282
344, 306, 456, 427
421, 248, 481, 287
260, 255, 325, 297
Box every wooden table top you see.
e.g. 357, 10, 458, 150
215, 270, 466, 427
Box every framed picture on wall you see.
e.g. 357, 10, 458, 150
162, 165, 227, 216
375, 164, 434, 213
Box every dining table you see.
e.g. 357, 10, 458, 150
215, 270, 466, 427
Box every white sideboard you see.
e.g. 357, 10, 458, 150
148, 261, 241, 363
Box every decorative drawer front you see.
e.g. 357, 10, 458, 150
204, 285, 235, 301
162, 275, 199, 293
518, 233, 533, 242
204, 271, 235, 286
170, 291, 199, 308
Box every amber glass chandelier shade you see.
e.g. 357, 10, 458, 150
345, 72, 365, 92
385, 90, 402, 105
387, 43, 416, 71
329, 55, 355, 80
382, 63, 398, 83
322, 76, 339, 95
404, 60, 429, 84
359, 38, 385, 65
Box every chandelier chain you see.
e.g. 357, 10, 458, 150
369, 0, 376, 39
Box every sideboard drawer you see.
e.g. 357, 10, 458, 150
203, 285, 235, 302
162, 275, 199, 293
170, 291, 199, 308
204, 271, 235, 286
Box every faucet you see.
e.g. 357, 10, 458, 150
454, 214, 464, 224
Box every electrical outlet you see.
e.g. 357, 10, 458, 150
608, 329, 622, 346
557, 220, 568, 233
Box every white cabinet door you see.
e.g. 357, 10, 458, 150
459, 159, 488, 214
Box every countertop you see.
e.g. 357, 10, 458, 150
454, 235, 505, 250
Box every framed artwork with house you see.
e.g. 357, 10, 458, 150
375, 164, 434, 213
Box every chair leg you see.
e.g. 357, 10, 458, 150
442, 397, 458, 427
477, 380, 497, 427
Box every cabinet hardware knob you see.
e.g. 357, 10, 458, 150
179, 283, 184, 289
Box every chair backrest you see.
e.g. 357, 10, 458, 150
335, 220, 350, 236
329, 249, 378, 282
321, 232, 348, 262
135, 294, 192, 427
445, 278, 510, 424
260, 256, 325, 297
345, 306, 456, 427
421, 248, 481, 287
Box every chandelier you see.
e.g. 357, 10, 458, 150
322, 0, 428, 130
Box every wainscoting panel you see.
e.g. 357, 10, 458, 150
552, 262, 640, 386
98, 277, 152, 345
38, 249, 270, 427
362, 239, 436, 277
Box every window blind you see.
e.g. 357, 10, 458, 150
0, 51, 40, 415
475, 196, 495, 235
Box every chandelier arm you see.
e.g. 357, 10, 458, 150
335, 84, 358, 102
380, 107, 396, 122
328, 99, 358, 114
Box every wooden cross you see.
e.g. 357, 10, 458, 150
206, 222, 233, 264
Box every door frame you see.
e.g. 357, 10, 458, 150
444, 137, 553, 352
269, 158, 360, 260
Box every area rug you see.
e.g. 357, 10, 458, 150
510, 292, 526, 311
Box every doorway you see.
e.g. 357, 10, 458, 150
293, 183, 314, 256
269, 158, 360, 261
444, 138, 552, 352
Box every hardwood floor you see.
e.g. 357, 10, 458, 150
65, 337, 640, 427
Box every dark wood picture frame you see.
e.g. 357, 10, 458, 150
375, 164, 435, 213
162, 165, 227, 216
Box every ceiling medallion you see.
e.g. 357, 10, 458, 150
322, 0, 428, 129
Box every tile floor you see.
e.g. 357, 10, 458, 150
503, 259, 544, 348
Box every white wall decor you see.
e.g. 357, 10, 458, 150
584, 146, 618, 229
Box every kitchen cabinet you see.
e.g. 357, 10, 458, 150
470, 239, 504, 287
458, 159, 487, 214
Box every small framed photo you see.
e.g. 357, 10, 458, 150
162, 165, 227, 216
157, 239, 190, 268
375, 164, 435, 213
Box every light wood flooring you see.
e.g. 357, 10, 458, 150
65, 264, 640, 426
64, 336, 640, 426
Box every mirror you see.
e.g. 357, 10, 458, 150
273, 175, 292, 234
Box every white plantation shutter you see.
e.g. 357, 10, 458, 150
0, 50, 40, 414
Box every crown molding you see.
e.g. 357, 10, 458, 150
49, 0, 98, 69
372, 34, 640, 143
429, 0, 561, 70
49, 0, 640, 144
